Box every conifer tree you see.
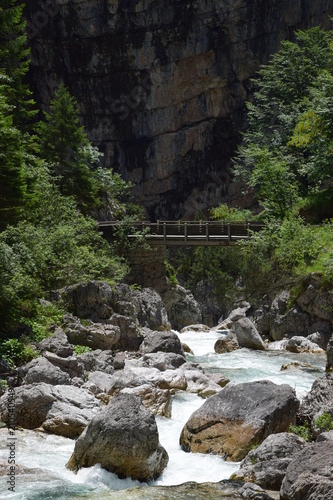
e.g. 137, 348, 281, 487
0, 77, 27, 229
38, 84, 101, 209
0, 0, 36, 127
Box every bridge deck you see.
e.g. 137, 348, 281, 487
99, 220, 264, 246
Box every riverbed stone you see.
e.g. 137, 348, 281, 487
280, 441, 333, 500
0, 383, 101, 438
120, 384, 172, 417
43, 351, 85, 379
38, 327, 74, 357
285, 336, 324, 354
77, 349, 115, 374
180, 380, 299, 461
87, 479, 277, 499
82, 371, 115, 395
230, 432, 307, 490
20, 357, 71, 386
214, 332, 239, 353
140, 328, 184, 355
233, 317, 266, 350
66, 393, 169, 481
137, 352, 186, 371
316, 430, 333, 442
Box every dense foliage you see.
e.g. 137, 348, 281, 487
233, 26, 333, 219
0, 1, 133, 354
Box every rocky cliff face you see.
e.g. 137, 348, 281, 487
25, 0, 333, 219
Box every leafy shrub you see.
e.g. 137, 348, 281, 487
0, 338, 39, 368
72, 345, 92, 355
313, 412, 333, 433
288, 423, 311, 442
210, 204, 253, 222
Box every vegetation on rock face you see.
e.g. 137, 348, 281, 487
0, 1, 135, 364
233, 26, 333, 219
182, 25, 333, 306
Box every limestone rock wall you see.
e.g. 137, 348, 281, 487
25, 0, 333, 219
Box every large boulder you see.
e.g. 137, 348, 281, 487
298, 373, 333, 424
180, 380, 299, 461
66, 394, 168, 481
37, 327, 74, 357
0, 383, 101, 438
52, 281, 115, 320
326, 335, 333, 372
134, 288, 170, 331
163, 285, 202, 331
230, 432, 307, 490
43, 351, 85, 379
19, 357, 71, 386
280, 441, 333, 500
140, 328, 184, 355
232, 317, 266, 350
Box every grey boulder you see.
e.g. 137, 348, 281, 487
0, 383, 101, 438
66, 393, 168, 481
180, 380, 299, 461
230, 432, 307, 490
280, 441, 333, 500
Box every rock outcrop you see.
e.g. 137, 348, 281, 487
230, 432, 307, 490
19, 357, 71, 386
66, 394, 168, 482
163, 285, 202, 331
180, 380, 299, 461
139, 328, 184, 355
280, 441, 333, 500
25, 0, 333, 219
326, 335, 333, 372
298, 373, 333, 424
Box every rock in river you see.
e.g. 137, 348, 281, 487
180, 380, 299, 461
66, 393, 169, 482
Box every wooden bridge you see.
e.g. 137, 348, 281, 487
99, 220, 264, 246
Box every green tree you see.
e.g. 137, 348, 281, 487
233, 26, 333, 215
38, 84, 101, 209
0, 76, 27, 228
0, 0, 36, 127
288, 70, 333, 184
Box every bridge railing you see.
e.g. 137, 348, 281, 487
99, 220, 265, 246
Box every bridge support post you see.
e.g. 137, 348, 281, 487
124, 244, 169, 294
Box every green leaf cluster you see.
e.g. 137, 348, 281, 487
233, 26, 333, 219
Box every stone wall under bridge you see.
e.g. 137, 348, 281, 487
125, 245, 169, 295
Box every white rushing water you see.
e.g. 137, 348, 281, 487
0, 328, 326, 499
